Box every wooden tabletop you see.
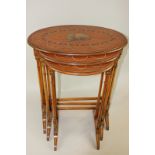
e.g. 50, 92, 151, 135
28, 25, 127, 55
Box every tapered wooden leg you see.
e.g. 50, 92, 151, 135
98, 74, 111, 133
97, 63, 117, 137
96, 128, 100, 150
93, 73, 105, 149
104, 64, 117, 131
47, 110, 52, 141
100, 126, 104, 141
50, 70, 58, 151
95, 73, 104, 119
100, 119, 104, 140
105, 113, 109, 130
36, 59, 46, 134
96, 73, 108, 136
46, 68, 52, 141
105, 100, 110, 130
96, 70, 111, 143
54, 120, 58, 151
42, 63, 52, 141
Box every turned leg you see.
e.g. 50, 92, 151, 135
36, 59, 46, 134
50, 70, 58, 151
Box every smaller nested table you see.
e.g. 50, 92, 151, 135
28, 25, 127, 151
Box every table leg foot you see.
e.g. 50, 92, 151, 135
47, 137, 50, 141
54, 146, 57, 151
105, 113, 109, 131
96, 129, 100, 150
100, 124, 104, 141
53, 117, 58, 151
43, 118, 46, 134
54, 135, 58, 151
47, 112, 52, 141
46, 127, 50, 140
106, 127, 109, 130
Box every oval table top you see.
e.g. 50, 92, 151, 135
28, 25, 127, 56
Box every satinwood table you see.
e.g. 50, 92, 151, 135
28, 25, 127, 151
